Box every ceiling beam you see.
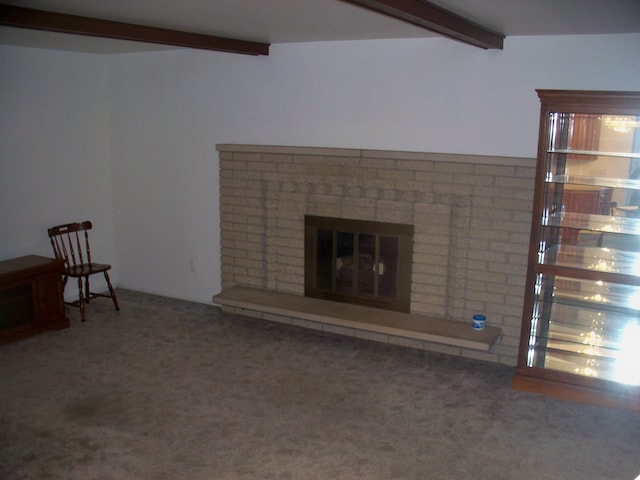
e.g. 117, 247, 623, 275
0, 4, 270, 56
339, 0, 504, 49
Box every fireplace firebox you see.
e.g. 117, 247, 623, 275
304, 215, 413, 312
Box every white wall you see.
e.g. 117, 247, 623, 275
0, 45, 115, 300
255, 34, 640, 157
108, 33, 640, 304
2, 33, 640, 305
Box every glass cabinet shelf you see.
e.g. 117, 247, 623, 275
537, 245, 640, 283
542, 212, 640, 236
546, 174, 640, 190
551, 276, 640, 311
548, 149, 640, 159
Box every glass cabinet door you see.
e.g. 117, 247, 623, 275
516, 91, 640, 408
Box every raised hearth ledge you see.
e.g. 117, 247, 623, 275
213, 287, 501, 352
215, 144, 534, 167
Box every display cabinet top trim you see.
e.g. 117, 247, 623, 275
536, 89, 640, 112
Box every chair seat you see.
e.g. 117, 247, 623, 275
65, 263, 112, 277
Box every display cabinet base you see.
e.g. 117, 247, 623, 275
512, 371, 640, 412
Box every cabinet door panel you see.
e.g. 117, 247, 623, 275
0, 283, 34, 330
37, 274, 65, 324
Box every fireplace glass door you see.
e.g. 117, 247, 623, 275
305, 215, 413, 312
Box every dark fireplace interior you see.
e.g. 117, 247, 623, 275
304, 215, 413, 312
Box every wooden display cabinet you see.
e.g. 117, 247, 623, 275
0, 255, 69, 345
513, 90, 640, 411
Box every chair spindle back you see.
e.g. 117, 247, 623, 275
48, 221, 93, 268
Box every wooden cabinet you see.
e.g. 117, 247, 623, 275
513, 90, 640, 411
0, 255, 69, 345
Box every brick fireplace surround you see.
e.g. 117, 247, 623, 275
216, 144, 535, 366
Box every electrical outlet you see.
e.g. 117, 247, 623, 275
190, 258, 198, 273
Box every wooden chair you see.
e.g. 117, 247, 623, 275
48, 221, 120, 321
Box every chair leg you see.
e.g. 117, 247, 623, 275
85, 275, 91, 303
77, 277, 86, 322
104, 271, 120, 311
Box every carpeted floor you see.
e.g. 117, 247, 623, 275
0, 289, 638, 480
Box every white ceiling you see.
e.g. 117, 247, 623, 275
1, 0, 640, 53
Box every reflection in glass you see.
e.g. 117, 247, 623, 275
539, 244, 640, 277
357, 233, 376, 294
316, 229, 334, 290
603, 116, 640, 134
379, 236, 398, 298
335, 232, 354, 292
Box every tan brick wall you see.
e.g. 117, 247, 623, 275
217, 145, 535, 366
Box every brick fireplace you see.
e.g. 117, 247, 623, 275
216, 144, 535, 365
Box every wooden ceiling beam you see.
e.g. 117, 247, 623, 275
0, 4, 270, 56
339, 0, 504, 49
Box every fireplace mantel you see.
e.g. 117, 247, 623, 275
216, 144, 533, 167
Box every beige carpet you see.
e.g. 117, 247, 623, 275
1, 289, 639, 480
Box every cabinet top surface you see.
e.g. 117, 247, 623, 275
536, 89, 640, 111
0, 255, 64, 278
